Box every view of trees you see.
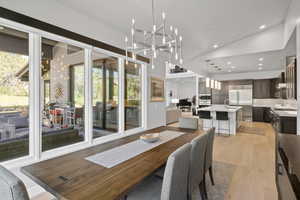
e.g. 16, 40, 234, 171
0, 51, 29, 107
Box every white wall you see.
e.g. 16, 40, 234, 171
166, 77, 197, 102
1, 1, 167, 130
284, 0, 300, 47
147, 57, 167, 129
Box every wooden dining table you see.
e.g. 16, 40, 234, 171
22, 127, 202, 200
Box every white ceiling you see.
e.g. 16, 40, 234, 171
56, 0, 291, 63
204, 50, 285, 75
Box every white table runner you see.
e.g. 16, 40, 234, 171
85, 131, 184, 168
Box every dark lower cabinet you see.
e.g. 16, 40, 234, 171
252, 107, 264, 122
280, 117, 297, 134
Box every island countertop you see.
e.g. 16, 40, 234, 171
198, 105, 242, 112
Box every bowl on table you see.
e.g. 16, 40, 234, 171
140, 133, 160, 143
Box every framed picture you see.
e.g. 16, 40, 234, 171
150, 77, 165, 102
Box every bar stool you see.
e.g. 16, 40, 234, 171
216, 111, 230, 136
199, 111, 213, 129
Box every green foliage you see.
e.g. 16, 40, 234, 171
0, 51, 29, 96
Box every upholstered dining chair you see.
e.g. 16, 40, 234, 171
0, 165, 30, 200
125, 143, 192, 200
161, 143, 192, 200
188, 133, 208, 200
203, 128, 216, 198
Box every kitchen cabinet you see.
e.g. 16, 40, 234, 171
270, 78, 281, 98
286, 58, 297, 99
280, 117, 297, 134
253, 79, 271, 99
252, 107, 264, 122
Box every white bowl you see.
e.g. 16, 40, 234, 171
140, 133, 160, 143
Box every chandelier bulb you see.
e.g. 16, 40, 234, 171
125, 36, 128, 42
154, 51, 157, 58
152, 64, 155, 69
170, 47, 173, 53
134, 43, 137, 49
180, 59, 183, 64
175, 28, 178, 35
162, 12, 166, 20
179, 36, 182, 41
162, 37, 166, 44
170, 26, 173, 31
132, 18, 135, 25
153, 25, 156, 32
131, 28, 135, 36
175, 53, 178, 60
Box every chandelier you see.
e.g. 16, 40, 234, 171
125, 0, 183, 69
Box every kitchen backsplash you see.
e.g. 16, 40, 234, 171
253, 99, 297, 108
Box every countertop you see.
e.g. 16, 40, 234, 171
271, 108, 297, 118
253, 104, 297, 117
198, 105, 242, 113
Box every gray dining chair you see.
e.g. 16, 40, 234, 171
203, 128, 216, 199
161, 143, 192, 200
0, 165, 30, 200
189, 133, 208, 200
125, 143, 192, 200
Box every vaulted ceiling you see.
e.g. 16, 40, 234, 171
56, 0, 292, 73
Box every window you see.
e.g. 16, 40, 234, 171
124, 62, 142, 130
92, 52, 119, 138
0, 25, 30, 162
40, 38, 85, 152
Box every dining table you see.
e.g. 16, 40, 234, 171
21, 127, 201, 200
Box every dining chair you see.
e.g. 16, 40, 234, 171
161, 143, 192, 200
189, 133, 208, 200
203, 128, 216, 199
0, 165, 30, 200
125, 143, 192, 200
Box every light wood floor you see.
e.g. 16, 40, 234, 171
214, 121, 277, 200
28, 120, 278, 200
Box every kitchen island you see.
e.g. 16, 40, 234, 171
198, 105, 242, 135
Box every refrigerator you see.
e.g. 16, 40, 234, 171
228, 85, 253, 106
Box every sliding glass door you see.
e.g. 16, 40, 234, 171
92, 51, 119, 138
124, 62, 142, 130
0, 25, 30, 162
40, 37, 85, 152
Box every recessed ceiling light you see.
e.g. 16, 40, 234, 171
227, 61, 232, 65
213, 44, 219, 49
259, 25, 266, 30
259, 57, 264, 61
231, 66, 236, 69
258, 63, 263, 66
258, 67, 263, 70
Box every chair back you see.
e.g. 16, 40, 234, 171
189, 133, 208, 195
205, 128, 216, 172
0, 165, 30, 200
161, 143, 192, 200
198, 111, 211, 119
216, 111, 229, 120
